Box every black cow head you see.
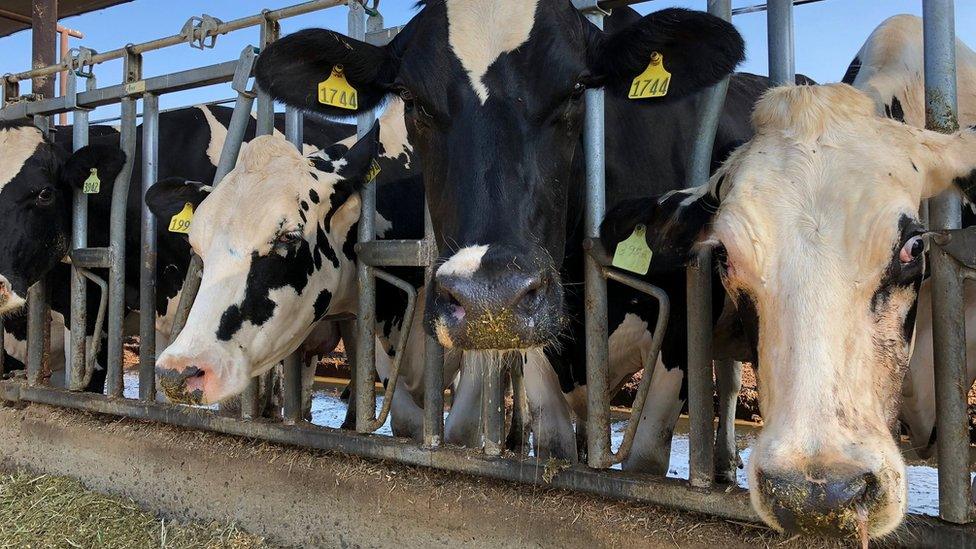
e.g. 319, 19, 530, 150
255, 2, 744, 350
0, 121, 125, 313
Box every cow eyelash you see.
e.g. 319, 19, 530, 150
274, 230, 303, 248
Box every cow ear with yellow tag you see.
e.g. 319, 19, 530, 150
145, 176, 213, 239
333, 120, 383, 191
586, 8, 744, 102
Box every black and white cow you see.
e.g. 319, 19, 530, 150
254, 2, 745, 461
0, 105, 351, 391
841, 14, 976, 459
601, 83, 976, 537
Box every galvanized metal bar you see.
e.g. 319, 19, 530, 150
481, 356, 506, 457
0, 380, 760, 523
0, 61, 240, 121
5, 0, 348, 83
365, 269, 417, 431
923, 0, 972, 525
27, 114, 52, 387
282, 105, 306, 424
105, 51, 142, 398
681, 0, 732, 490
355, 240, 436, 267
423, 203, 445, 448
687, 246, 715, 488
139, 92, 160, 401
67, 71, 91, 391
580, 7, 611, 469
350, 2, 378, 434
766, 0, 796, 86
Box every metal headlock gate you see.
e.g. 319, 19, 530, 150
0, 0, 972, 542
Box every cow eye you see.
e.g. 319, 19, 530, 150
36, 187, 55, 206
899, 235, 924, 264
572, 81, 586, 98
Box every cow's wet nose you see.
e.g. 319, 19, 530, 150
427, 247, 562, 350
756, 465, 881, 535
156, 360, 210, 405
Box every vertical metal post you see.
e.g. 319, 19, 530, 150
481, 357, 506, 457
30, 0, 57, 104
687, 249, 715, 488
27, 114, 52, 387
350, 2, 377, 433
282, 105, 306, 424
139, 92, 159, 401
923, 0, 972, 524
581, 7, 610, 469
766, 0, 795, 86
106, 50, 142, 397
67, 71, 90, 390
683, 0, 732, 490
423, 204, 445, 447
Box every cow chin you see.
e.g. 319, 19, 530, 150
0, 291, 27, 316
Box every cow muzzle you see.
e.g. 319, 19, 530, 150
156, 349, 242, 405
426, 246, 563, 350
0, 275, 26, 314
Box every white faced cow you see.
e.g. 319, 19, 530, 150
842, 13, 976, 459
603, 83, 976, 537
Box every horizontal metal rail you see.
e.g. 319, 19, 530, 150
2, 0, 349, 83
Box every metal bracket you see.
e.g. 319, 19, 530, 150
572, 0, 612, 17
181, 15, 224, 50
232, 46, 260, 96
1, 75, 18, 107
65, 47, 97, 78
934, 226, 976, 270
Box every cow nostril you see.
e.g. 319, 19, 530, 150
515, 275, 547, 313
183, 365, 206, 380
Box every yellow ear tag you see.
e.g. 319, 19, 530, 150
612, 224, 652, 275
628, 52, 671, 100
366, 159, 382, 184
317, 65, 359, 110
82, 168, 100, 194
168, 202, 194, 234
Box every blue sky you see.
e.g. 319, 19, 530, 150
1, 0, 974, 122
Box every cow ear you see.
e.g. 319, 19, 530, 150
914, 128, 976, 203
255, 28, 398, 118
335, 121, 382, 190
145, 177, 212, 223
587, 8, 744, 101
601, 183, 721, 273
61, 144, 126, 189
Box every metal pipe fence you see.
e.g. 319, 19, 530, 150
0, 0, 971, 541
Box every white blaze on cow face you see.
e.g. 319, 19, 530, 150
0, 126, 45, 190
155, 136, 362, 405
707, 84, 976, 537
437, 245, 489, 278
446, 0, 540, 104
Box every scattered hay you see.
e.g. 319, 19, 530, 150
0, 471, 273, 549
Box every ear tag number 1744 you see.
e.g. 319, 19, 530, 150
318, 65, 359, 110
629, 52, 671, 100
612, 224, 653, 275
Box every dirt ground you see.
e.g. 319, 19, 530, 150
0, 404, 873, 549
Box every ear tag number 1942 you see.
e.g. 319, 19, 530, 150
612, 224, 653, 275
168, 202, 194, 234
83, 168, 100, 194
318, 65, 359, 110
629, 52, 671, 100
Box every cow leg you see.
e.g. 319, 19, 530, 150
302, 355, 317, 421
444, 352, 484, 448
390, 378, 425, 441
339, 320, 357, 431
622, 355, 684, 475
523, 349, 577, 462
713, 359, 742, 484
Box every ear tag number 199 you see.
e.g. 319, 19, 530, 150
629, 52, 671, 100
612, 224, 653, 275
168, 202, 194, 234
318, 65, 359, 110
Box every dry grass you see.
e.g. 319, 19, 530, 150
0, 471, 274, 549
